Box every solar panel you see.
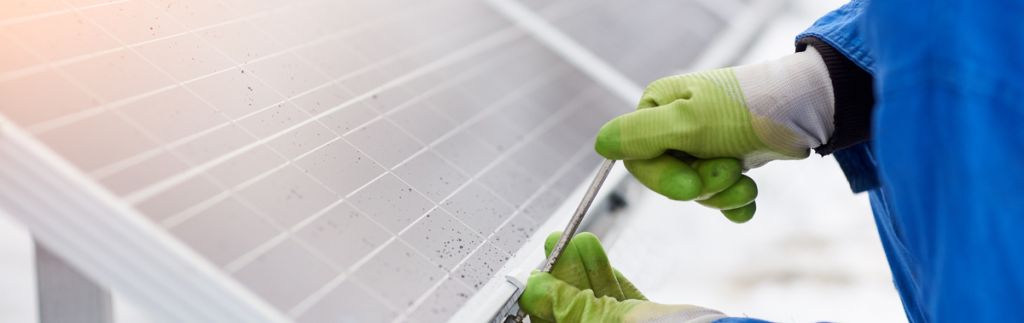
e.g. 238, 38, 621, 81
512, 0, 742, 84
0, 0, 751, 322
0, 0, 624, 321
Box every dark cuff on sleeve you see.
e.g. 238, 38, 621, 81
796, 36, 875, 155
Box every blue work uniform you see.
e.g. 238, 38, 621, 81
722, 1, 1024, 322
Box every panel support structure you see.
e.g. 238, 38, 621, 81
35, 241, 113, 323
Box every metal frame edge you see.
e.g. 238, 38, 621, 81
0, 116, 291, 323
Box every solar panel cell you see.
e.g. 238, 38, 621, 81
82, 0, 186, 45
352, 240, 447, 309
97, 151, 190, 195
7, 11, 119, 61
0, 0, 68, 21
135, 175, 223, 222
171, 197, 283, 266
236, 165, 338, 227
346, 119, 424, 168
443, 182, 517, 236
0, 33, 41, 75
296, 280, 397, 323
233, 238, 339, 309
393, 151, 469, 202
293, 140, 384, 196
490, 211, 540, 256
293, 202, 391, 269
400, 209, 483, 270
117, 87, 226, 143
450, 242, 511, 290
408, 277, 475, 323
348, 174, 434, 234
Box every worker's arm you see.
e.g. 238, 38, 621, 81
519, 232, 769, 323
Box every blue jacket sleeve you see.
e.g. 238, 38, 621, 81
714, 318, 773, 323
795, 0, 875, 74
795, 1, 1024, 322
795, 0, 880, 193
863, 0, 1024, 321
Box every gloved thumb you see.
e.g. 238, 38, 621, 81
518, 272, 568, 322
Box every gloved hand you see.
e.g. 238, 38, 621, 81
519, 232, 726, 323
594, 47, 835, 223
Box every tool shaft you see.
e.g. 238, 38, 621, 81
509, 159, 617, 322
540, 158, 616, 272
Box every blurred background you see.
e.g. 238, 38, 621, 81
0, 0, 906, 322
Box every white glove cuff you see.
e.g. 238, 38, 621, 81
732, 46, 835, 151
624, 303, 727, 323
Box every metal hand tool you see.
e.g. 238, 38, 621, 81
505, 159, 617, 322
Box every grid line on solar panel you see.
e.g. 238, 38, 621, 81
287, 81, 601, 316
157, 48, 536, 248
112, 26, 524, 207
0, 0, 632, 321
217, 61, 573, 276
291, 94, 603, 320
0, 1, 73, 26
156, 0, 548, 315
142, 0, 528, 278
0, 0, 499, 87
315, 72, 593, 321
153, 36, 539, 232
399, 134, 599, 322
3, 0, 440, 133
70, 17, 505, 182
294, 279, 398, 323
0, 0, 276, 83
390, 90, 601, 292
200, 0, 585, 311
390, 76, 585, 236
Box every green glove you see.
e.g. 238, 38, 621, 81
594, 47, 835, 223
519, 232, 726, 323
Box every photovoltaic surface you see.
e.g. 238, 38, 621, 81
0, 0, 627, 321
514, 0, 740, 84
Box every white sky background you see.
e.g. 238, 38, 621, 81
605, 0, 908, 322
0, 1, 907, 322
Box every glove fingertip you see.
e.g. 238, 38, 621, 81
722, 202, 756, 223
594, 119, 625, 159
697, 175, 757, 209
569, 233, 609, 264
573, 232, 601, 245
